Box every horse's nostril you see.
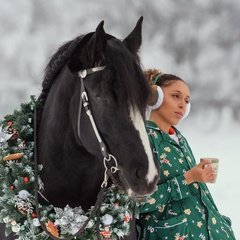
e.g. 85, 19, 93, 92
135, 168, 141, 179
135, 167, 146, 180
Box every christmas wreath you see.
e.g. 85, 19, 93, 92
0, 96, 144, 240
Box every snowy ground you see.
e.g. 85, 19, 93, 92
178, 109, 240, 238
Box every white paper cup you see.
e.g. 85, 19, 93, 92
200, 158, 219, 183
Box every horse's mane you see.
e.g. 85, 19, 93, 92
38, 35, 84, 106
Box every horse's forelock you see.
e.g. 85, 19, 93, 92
103, 40, 150, 117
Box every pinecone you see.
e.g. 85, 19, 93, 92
18, 205, 30, 214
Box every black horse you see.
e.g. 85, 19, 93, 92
0, 17, 159, 239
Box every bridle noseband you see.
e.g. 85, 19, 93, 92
78, 66, 119, 188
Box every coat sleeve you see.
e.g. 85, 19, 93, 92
139, 174, 191, 213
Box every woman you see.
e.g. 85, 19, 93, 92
137, 69, 236, 239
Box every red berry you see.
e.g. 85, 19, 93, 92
23, 177, 29, 183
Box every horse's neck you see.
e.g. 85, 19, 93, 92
38, 113, 105, 209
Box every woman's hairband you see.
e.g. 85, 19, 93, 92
153, 72, 165, 85
153, 75, 160, 85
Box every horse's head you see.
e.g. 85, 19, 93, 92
38, 17, 159, 208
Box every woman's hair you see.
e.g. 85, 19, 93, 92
144, 68, 185, 87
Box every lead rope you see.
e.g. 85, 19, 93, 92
129, 202, 137, 240
34, 104, 106, 240
78, 67, 138, 239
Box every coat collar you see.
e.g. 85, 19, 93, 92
146, 120, 181, 146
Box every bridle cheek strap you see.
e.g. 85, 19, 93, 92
77, 66, 119, 188
77, 66, 107, 156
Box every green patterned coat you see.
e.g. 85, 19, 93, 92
138, 121, 235, 240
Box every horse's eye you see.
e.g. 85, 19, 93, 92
96, 96, 109, 104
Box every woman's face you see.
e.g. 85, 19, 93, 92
157, 80, 190, 126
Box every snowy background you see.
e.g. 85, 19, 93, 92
0, 0, 239, 238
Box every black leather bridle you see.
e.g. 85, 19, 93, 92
34, 66, 126, 240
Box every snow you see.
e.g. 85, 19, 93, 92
178, 109, 240, 235
0, 0, 239, 237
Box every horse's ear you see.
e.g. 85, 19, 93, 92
123, 16, 143, 56
86, 21, 107, 66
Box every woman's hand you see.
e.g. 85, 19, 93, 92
184, 159, 214, 184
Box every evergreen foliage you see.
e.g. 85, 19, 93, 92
0, 96, 142, 239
